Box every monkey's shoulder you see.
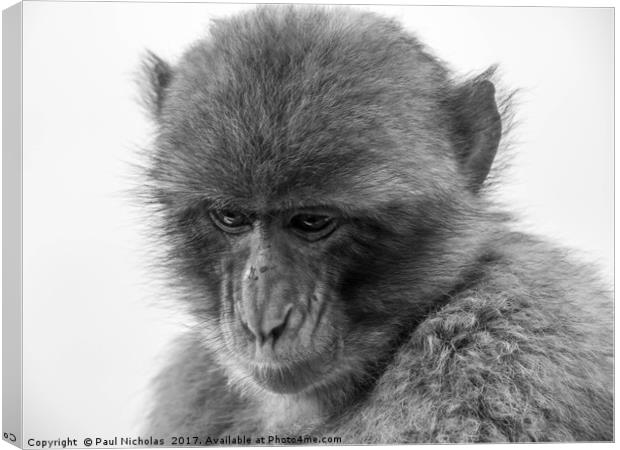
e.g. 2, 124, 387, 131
333, 237, 613, 442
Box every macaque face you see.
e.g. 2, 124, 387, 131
143, 6, 495, 396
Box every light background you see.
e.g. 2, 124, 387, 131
12, 0, 614, 442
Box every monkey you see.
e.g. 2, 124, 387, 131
140, 5, 613, 443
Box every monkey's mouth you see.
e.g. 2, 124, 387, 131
249, 356, 336, 394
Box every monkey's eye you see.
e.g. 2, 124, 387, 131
210, 210, 252, 234
289, 214, 337, 240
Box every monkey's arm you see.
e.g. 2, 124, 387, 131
334, 237, 613, 443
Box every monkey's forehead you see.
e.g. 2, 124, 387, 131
154, 76, 455, 213
148, 123, 459, 214
149, 154, 437, 215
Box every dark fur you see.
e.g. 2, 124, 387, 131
141, 6, 612, 443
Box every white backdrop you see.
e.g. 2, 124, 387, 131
15, 1, 613, 442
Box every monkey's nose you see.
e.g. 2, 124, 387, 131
241, 304, 293, 346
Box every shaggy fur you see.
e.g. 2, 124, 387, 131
141, 6, 613, 443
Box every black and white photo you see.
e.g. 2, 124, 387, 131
2, 1, 614, 446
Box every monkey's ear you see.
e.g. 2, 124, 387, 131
450, 78, 502, 192
140, 51, 173, 119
